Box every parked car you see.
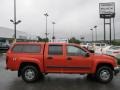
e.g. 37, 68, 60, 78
80, 43, 92, 48
106, 46, 120, 59
6, 42, 119, 83
81, 43, 108, 54
101, 46, 112, 54
0, 41, 10, 53
93, 43, 108, 54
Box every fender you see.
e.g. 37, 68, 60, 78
18, 57, 44, 72
91, 59, 115, 73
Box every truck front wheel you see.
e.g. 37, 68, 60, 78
21, 65, 40, 83
96, 66, 113, 83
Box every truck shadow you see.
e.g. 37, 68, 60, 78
8, 74, 119, 90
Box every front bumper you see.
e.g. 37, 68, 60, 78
114, 66, 120, 75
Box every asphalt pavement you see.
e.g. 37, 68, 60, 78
0, 54, 120, 90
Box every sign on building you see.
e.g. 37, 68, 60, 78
99, 2, 115, 18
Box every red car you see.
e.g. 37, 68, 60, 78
6, 42, 119, 83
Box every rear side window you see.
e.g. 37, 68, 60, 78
12, 44, 41, 53
12, 45, 23, 53
48, 45, 63, 55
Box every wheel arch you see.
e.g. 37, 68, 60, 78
18, 62, 41, 77
96, 63, 114, 72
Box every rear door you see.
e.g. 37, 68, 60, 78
44, 44, 65, 73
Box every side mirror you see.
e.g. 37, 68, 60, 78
85, 53, 90, 57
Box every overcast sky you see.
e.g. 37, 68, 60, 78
0, 0, 120, 41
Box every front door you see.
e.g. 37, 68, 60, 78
62, 45, 92, 73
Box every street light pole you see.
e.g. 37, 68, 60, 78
113, 17, 115, 41
14, 0, 16, 39
52, 22, 56, 42
10, 0, 21, 42
44, 13, 49, 41
90, 29, 93, 43
110, 18, 112, 45
94, 26, 97, 42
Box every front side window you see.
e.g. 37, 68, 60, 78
67, 45, 86, 56
48, 45, 63, 55
12, 44, 41, 53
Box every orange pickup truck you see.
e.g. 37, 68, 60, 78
6, 42, 119, 83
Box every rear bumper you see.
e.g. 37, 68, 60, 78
114, 66, 120, 75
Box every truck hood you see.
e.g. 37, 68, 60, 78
91, 53, 115, 61
90, 53, 117, 67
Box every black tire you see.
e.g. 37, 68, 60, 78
38, 73, 45, 80
96, 66, 113, 83
21, 65, 40, 83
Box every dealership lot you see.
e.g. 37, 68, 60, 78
0, 54, 120, 90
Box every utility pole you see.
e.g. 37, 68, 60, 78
113, 17, 115, 41
52, 22, 56, 42
90, 28, 93, 43
104, 18, 106, 42
110, 18, 112, 44
10, 0, 21, 42
14, 0, 16, 39
44, 13, 49, 41
94, 25, 97, 42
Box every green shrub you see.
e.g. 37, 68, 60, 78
112, 40, 120, 46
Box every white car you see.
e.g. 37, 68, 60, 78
106, 46, 120, 59
93, 43, 108, 54
101, 46, 112, 54
80, 43, 92, 48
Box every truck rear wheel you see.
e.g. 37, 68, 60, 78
21, 65, 40, 83
96, 66, 113, 83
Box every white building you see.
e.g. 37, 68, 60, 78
50, 38, 68, 43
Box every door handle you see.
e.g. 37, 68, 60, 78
47, 57, 53, 60
67, 57, 72, 60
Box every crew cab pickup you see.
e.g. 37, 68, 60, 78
6, 42, 119, 83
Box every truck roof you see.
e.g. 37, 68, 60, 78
13, 42, 80, 46
13, 42, 45, 45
